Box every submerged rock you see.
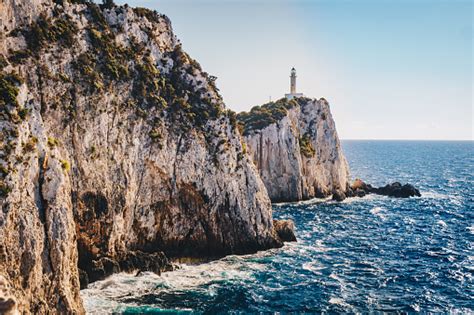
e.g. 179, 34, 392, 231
238, 97, 350, 202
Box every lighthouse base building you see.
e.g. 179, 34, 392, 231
285, 92, 304, 100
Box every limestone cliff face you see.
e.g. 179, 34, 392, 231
238, 98, 350, 202
0, 1, 286, 313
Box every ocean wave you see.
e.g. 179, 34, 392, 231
467, 226, 474, 235
273, 196, 332, 206
81, 256, 268, 314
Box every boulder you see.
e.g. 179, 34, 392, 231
332, 190, 346, 201
273, 220, 297, 242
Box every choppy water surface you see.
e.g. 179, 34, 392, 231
82, 141, 474, 313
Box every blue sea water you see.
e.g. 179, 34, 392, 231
82, 140, 474, 314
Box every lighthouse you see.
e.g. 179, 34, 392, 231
290, 67, 296, 94
285, 67, 304, 100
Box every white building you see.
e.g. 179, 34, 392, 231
285, 67, 304, 100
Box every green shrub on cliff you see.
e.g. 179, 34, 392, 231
133, 7, 162, 24
0, 72, 21, 109
22, 136, 38, 153
25, 14, 77, 51
236, 98, 298, 135
60, 159, 71, 172
299, 133, 316, 158
0, 181, 11, 198
8, 50, 30, 65
47, 137, 60, 148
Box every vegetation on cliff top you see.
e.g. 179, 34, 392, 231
236, 97, 311, 136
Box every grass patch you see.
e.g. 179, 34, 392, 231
60, 159, 70, 172
47, 137, 60, 148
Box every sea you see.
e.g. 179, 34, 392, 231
81, 140, 474, 314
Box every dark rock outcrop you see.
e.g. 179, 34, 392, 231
371, 182, 421, 198
332, 189, 347, 201
273, 219, 297, 242
79, 251, 172, 289
348, 179, 421, 198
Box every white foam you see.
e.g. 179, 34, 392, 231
81, 253, 274, 314
328, 296, 352, 309
274, 196, 332, 206
467, 226, 474, 235
370, 207, 382, 214
329, 297, 344, 305
437, 220, 448, 228
329, 273, 343, 283
411, 303, 421, 312
421, 191, 451, 200
341, 194, 384, 204
370, 206, 387, 220
302, 261, 326, 274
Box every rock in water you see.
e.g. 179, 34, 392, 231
332, 189, 347, 202
0, 1, 292, 313
350, 179, 421, 198
372, 182, 422, 198
238, 97, 350, 202
273, 219, 297, 242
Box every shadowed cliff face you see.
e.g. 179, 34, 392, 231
0, 1, 287, 313
238, 98, 350, 202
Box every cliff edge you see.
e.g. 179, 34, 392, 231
0, 1, 291, 313
238, 97, 350, 202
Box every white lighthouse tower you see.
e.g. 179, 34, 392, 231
285, 67, 304, 100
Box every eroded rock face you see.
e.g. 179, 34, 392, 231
0, 1, 288, 313
0, 276, 18, 315
239, 98, 350, 202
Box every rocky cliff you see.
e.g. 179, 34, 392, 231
0, 1, 292, 313
238, 97, 350, 202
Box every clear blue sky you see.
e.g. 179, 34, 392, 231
115, 0, 472, 140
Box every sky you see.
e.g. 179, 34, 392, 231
115, 0, 472, 140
